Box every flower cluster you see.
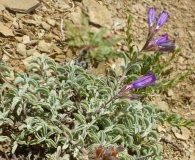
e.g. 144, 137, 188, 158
141, 7, 175, 52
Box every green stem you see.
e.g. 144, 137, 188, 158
95, 94, 118, 113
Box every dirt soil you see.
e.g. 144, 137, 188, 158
0, 0, 194, 159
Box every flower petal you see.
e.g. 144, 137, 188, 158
148, 7, 156, 27
156, 11, 169, 29
131, 72, 157, 89
143, 34, 175, 52
153, 34, 168, 45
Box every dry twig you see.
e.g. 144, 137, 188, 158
160, 137, 185, 153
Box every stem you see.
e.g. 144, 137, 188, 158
95, 94, 118, 113
115, 43, 142, 91
96, 65, 131, 113
141, 28, 156, 52
115, 63, 132, 91
116, 69, 128, 89
160, 137, 185, 153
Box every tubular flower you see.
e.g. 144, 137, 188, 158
120, 72, 157, 92
155, 11, 169, 30
144, 34, 175, 52
148, 7, 156, 27
152, 34, 168, 44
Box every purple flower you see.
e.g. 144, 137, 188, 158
156, 11, 169, 30
152, 34, 175, 51
120, 73, 157, 92
148, 7, 156, 27
142, 34, 175, 52
152, 34, 168, 44
141, 8, 175, 52
156, 40, 175, 51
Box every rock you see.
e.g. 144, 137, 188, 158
53, 44, 63, 54
189, 30, 195, 37
175, 28, 185, 37
171, 127, 179, 134
41, 22, 51, 30
178, 64, 187, 70
22, 35, 30, 44
0, 0, 40, 13
91, 62, 107, 77
16, 43, 26, 56
21, 17, 37, 25
82, 0, 113, 28
44, 34, 54, 43
57, 0, 70, 10
178, 56, 185, 64
108, 58, 125, 76
27, 49, 37, 56
68, 6, 82, 25
66, 49, 73, 58
162, 64, 174, 75
113, 18, 126, 30
132, 3, 146, 14
104, 0, 112, 4
122, 45, 129, 52
55, 54, 66, 63
174, 132, 188, 141
167, 89, 174, 97
15, 36, 23, 43
2, 53, 9, 61
33, 14, 42, 24
27, 40, 39, 46
0, 4, 5, 11
37, 40, 52, 53
0, 22, 14, 37
190, 155, 195, 160
13, 18, 19, 28
157, 125, 166, 133
46, 18, 56, 26
173, 126, 191, 141
180, 126, 191, 140
156, 101, 169, 111
22, 52, 41, 68
116, 1, 123, 10
18, 19, 24, 29
89, 27, 111, 38
37, 29, 45, 39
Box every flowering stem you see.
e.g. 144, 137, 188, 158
96, 63, 132, 113
116, 68, 129, 90
141, 30, 156, 52
96, 94, 118, 113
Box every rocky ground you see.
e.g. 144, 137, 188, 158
0, 0, 194, 159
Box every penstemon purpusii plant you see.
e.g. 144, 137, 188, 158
0, 7, 193, 160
